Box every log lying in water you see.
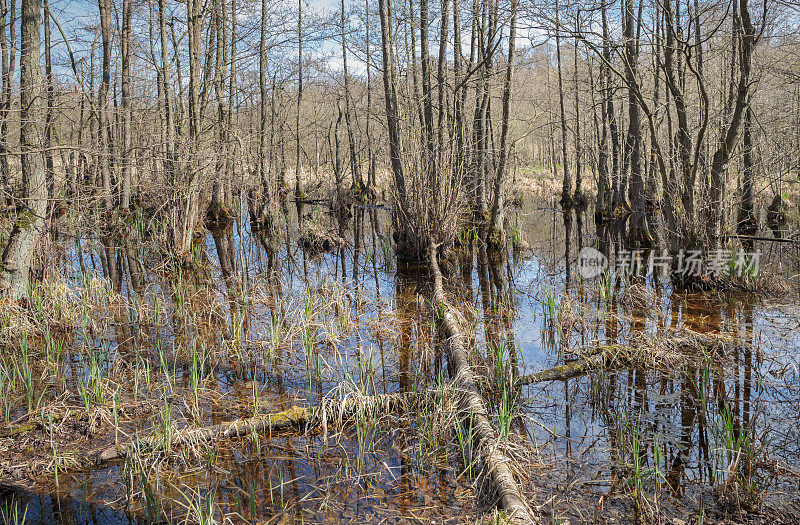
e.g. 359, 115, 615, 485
89, 392, 418, 466
515, 349, 610, 387
428, 242, 535, 524
515, 330, 736, 387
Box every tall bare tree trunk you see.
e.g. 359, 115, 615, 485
377, 0, 408, 212
1, 0, 46, 299
295, 0, 303, 198
341, 0, 361, 193
602, 2, 622, 213
258, 0, 272, 226
210, 0, 228, 219
471, 0, 488, 216
487, 0, 516, 244
435, 0, 450, 195
0, 0, 14, 186
182, 0, 203, 253
573, 14, 583, 204
121, 0, 132, 209
98, 0, 113, 209
555, 1, 571, 208
365, 0, 375, 190
158, 0, 176, 233
624, 0, 651, 245
419, 0, 434, 183
452, 0, 465, 186
596, 34, 610, 217
227, 0, 236, 199
43, 0, 54, 208
708, 0, 755, 246
738, 102, 755, 232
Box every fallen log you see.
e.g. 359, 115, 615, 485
428, 242, 535, 524
88, 391, 419, 467
515, 349, 610, 386
515, 330, 736, 387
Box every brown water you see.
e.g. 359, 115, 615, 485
1, 200, 799, 524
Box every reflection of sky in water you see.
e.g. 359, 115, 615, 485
29, 200, 800, 517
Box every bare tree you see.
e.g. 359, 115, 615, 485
0, 0, 14, 186
1, 0, 46, 299
487, 0, 517, 244
120, 0, 132, 209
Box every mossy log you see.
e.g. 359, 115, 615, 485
515, 331, 733, 387
515, 349, 610, 387
428, 241, 535, 524
89, 392, 417, 467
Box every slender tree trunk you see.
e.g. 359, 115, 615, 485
596, 34, 610, 217
470, 0, 486, 216
555, 1, 571, 207
227, 0, 237, 198
210, 0, 228, 219
182, 0, 203, 253
487, 0, 516, 244
573, 13, 583, 203
0, 0, 13, 186
365, 0, 375, 190
378, 0, 407, 211
419, 0, 434, 182
452, 0, 465, 186
603, 2, 623, 212
158, 0, 176, 199
43, 0, 54, 210
121, 0, 132, 209
341, 0, 361, 193
708, 0, 755, 246
1, 0, 46, 299
258, 0, 272, 226
435, 0, 450, 192
624, 0, 651, 245
98, 0, 113, 209
738, 102, 755, 231
295, 0, 303, 197
664, 0, 700, 239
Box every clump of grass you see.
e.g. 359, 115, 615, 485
710, 405, 767, 510
597, 269, 614, 305
454, 412, 475, 478
607, 412, 666, 517
0, 362, 14, 422
15, 334, 37, 414
123, 438, 163, 521
177, 487, 218, 525
540, 286, 562, 346
0, 498, 28, 524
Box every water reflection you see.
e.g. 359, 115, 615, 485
1, 200, 798, 523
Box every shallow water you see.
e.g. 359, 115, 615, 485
2, 199, 799, 523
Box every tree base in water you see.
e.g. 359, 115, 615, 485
205, 201, 233, 227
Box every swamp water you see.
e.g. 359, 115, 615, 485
1, 200, 799, 524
